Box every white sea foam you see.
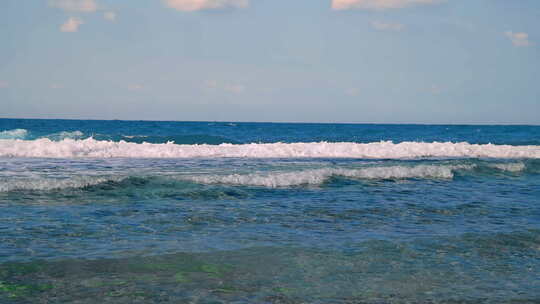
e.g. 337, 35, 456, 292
0, 176, 124, 192
186, 165, 474, 187
0, 129, 28, 140
0, 164, 480, 191
57, 130, 84, 139
488, 162, 526, 172
43, 130, 84, 140
0, 138, 539, 159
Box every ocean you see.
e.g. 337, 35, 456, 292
0, 118, 539, 303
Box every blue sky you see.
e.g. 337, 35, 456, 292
1, 0, 539, 124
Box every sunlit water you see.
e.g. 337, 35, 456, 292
1, 119, 539, 303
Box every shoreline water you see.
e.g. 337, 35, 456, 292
1, 119, 539, 303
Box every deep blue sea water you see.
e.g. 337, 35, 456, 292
0, 118, 539, 303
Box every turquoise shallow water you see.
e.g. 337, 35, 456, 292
0, 119, 539, 303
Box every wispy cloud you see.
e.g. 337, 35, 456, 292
60, 17, 83, 32
225, 84, 246, 94
104, 11, 116, 21
332, 0, 440, 10
205, 80, 246, 94
49, 0, 97, 12
345, 88, 361, 96
0, 81, 9, 89
504, 31, 532, 47
427, 85, 443, 95
371, 21, 405, 31
163, 0, 249, 11
50, 84, 65, 89
128, 84, 145, 91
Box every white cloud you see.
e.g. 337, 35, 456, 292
371, 21, 404, 31
49, 0, 97, 12
504, 31, 532, 47
205, 80, 246, 94
428, 85, 442, 94
345, 88, 360, 96
128, 84, 144, 91
60, 17, 83, 32
332, 0, 439, 10
225, 84, 246, 94
0, 81, 9, 89
104, 11, 116, 21
50, 84, 64, 89
163, 0, 249, 11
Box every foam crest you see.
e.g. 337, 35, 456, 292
186, 165, 472, 187
0, 138, 539, 159
0, 129, 28, 140
57, 130, 84, 139
0, 176, 124, 192
488, 162, 526, 172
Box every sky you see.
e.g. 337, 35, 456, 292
1, 0, 539, 124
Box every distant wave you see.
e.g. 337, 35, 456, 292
0, 129, 28, 140
0, 138, 539, 159
0, 129, 86, 141
116, 134, 240, 145
0, 129, 238, 144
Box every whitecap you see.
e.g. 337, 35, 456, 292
0, 176, 125, 192
488, 162, 526, 172
0, 138, 538, 159
185, 165, 475, 187
0, 129, 28, 140
43, 130, 84, 141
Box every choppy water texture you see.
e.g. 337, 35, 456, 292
1, 119, 539, 303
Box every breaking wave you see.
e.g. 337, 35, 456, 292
0, 129, 28, 140
1, 161, 533, 192
0, 138, 539, 159
487, 162, 526, 172
117, 134, 240, 145
186, 165, 473, 187
0, 129, 85, 141
0, 165, 471, 192
43, 130, 85, 141
0, 176, 126, 192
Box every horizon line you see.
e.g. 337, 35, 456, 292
1, 117, 539, 126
